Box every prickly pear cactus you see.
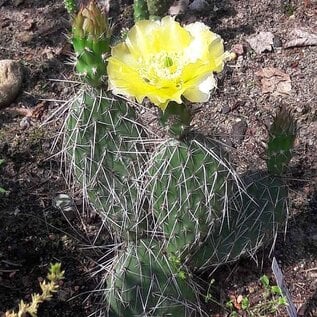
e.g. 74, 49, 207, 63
188, 172, 288, 270
146, 133, 236, 262
106, 240, 204, 317
64, 89, 147, 237
72, 1, 111, 87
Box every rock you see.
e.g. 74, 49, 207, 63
0, 60, 23, 108
188, 0, 210, 11
231, 119, 248, 144
169, 0, 189, 15
221, 105, 231, 114
273, 36, 283, 48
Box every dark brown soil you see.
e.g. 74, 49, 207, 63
0, 0, 316, 316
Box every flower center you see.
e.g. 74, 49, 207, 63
138, 52, 184, 87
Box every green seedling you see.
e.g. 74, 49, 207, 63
226, 275, 288, 317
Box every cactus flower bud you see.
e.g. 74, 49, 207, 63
72, 1, 111, 87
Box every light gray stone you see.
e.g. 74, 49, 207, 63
0, 60, 23, 108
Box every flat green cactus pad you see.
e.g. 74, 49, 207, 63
106, 240, 204, 316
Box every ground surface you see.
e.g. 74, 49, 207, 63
0, 0, 316, 316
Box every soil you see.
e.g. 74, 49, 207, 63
0, 0, 316, 316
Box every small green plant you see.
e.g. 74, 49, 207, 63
226, 275, 288, 317
5, 263, 65, 317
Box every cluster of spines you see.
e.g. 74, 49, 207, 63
64, 0, 76, 15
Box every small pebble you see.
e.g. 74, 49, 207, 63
231, 119, 248, 145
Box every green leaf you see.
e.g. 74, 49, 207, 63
177, 270, 186, 280
226, 300, 234, 309
271, 285, 282, 295
278, 297, 288, 306
47, 263, 64, 281
260, 275, 270, 289
241, 296, 250, 310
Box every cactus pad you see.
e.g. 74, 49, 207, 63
64, 89, 147, 237
147, 134, 235, 262
72, 1, 111, 87
106, 240, 204, 316
189, 172, 288, 270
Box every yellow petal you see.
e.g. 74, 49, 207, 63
126, 16, 192, 56
183, 74, 216, 102
111, 42, 138, 68
185, 22, 225, 72
107, 57, 150, 102
208, 37, 225, 72
107, 57, 183, 109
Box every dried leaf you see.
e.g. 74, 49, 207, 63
229, 295, 242, 310
284, 28, 317, 48
255, 67, 292, 96
246, 31, 274, 54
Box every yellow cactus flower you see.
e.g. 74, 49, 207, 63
107, 16, 230, 110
